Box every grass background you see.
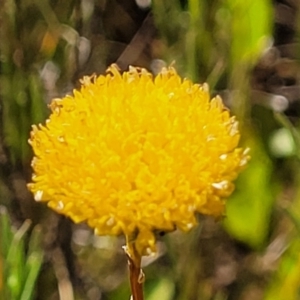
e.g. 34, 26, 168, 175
1, 0, 300, 299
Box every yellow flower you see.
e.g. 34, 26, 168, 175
28, 65, 249, 255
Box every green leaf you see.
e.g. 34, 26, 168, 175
223, 134, 276, 249
0, 206, 13, 257
227, 0, 273, 66
0, 207, 43, 300
6, 220, 31, 298
264, 239, 300, 300
20, 224, 43, 300
147, 277, 174, 300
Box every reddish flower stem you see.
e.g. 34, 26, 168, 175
124, 240, 144, 300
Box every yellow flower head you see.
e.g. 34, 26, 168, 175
28, 65, 249, 255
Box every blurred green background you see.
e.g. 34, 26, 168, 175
1, 0, 300, 299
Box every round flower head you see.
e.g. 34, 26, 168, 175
28, 65, 249, 255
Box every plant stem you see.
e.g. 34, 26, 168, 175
124, 239, 144, 300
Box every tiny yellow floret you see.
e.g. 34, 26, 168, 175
28, 65, 249, 255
